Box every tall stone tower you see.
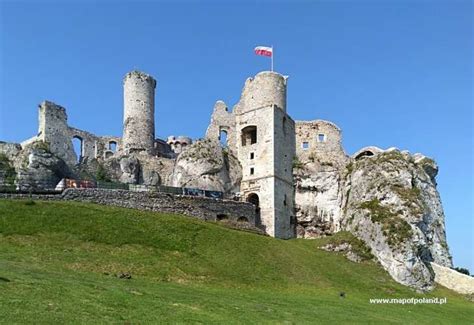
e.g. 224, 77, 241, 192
234, 71, 296, 238
123, 70, 156, 154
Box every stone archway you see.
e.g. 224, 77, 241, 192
246, 193, 261, 226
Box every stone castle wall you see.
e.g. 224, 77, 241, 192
35, 101, 77, 165
205, 101, 236, 152
431, 262, 474, 295
295, 120, 347, 165
0, 188, 257, 225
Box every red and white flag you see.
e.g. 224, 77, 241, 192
254, 46, 273, 57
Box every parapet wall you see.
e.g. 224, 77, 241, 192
431, 262, 474, 295
0, 188, 257, 225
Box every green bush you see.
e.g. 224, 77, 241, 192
453, 267, 470, 276
292, 157, 304, 169
359, 199, 412, 248
95, 163, 111, 182
0, 153, 16, 185
30, 140, 50, 152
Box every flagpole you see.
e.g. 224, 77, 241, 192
271, 45, 274, 71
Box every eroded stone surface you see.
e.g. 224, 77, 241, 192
171, 139, 241, 193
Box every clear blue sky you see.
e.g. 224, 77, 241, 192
1, 1, 472, 270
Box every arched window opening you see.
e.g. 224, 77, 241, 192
355, 150, 375, 160
246, 193, 261, 226
109, 141, 117, 152
216, 214, 229, 221
237, 216, 249, 223
72, 136, 83, 162
219, 129, 228, 147
174, 141, 182, 153
241, 126, 257, 146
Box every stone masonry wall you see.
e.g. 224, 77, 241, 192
431, 263, 474, 295
0, 188, 256, 225
205, 100, 236, 152
295, 120, 347, 166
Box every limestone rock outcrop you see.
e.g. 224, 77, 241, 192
342, 150, 451, 291
294, 147, 452, 291
171, 139, 241, 193
295, 164, 344, 238
8, 142, 73, 190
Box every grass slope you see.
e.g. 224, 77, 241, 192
0, 200, 472, 323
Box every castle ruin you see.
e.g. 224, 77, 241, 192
0, 68, 455, 291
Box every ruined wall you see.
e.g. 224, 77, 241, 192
295, 120, 347, 166
154, 139, 175, 158
205, 100, 236, 151
24, 101, 77, 165
431, 262, 474, 295
123, 71, 156, 154
99, 136, 121, 159
68, 128, 98, 161
0, 188, 256, 225
17, 101, 124, 167
167, 135, 193, 154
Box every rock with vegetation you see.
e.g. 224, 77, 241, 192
292, 144, 451, 291
342, 149, 452, 291
171, 139, 241, 193
0, 153, 17, 189
14, 141, 72, 190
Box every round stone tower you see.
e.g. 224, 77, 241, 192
123, 70, 156, 154
238, 71, 287, 113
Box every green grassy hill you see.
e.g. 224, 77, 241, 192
0, 200, 472, 324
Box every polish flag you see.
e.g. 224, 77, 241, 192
254, 46, 273, 57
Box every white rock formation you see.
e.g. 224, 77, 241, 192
171, 139, 241, 193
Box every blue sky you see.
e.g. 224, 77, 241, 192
0, 1, 472, 270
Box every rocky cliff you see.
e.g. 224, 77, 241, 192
171, 139, 242, 193
0, 141, 73, 190
294, 147, 452, 291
